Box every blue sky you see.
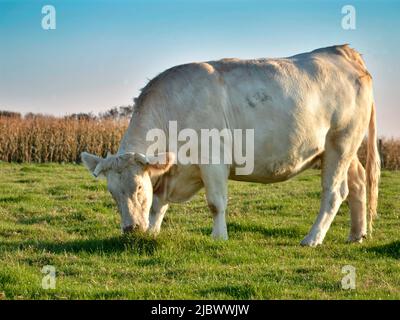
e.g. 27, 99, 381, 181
0, 0, 399, 136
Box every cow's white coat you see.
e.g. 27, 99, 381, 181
82, 45, 380, 246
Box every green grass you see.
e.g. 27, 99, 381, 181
0, 162, 399, 300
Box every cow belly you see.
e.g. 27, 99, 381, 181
229, 145, 323, 184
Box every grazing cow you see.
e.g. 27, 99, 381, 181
81, 45, 380, 246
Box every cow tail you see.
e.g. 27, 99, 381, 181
366, 102, 381, 235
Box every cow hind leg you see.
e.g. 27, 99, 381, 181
200, 165, 229, 240
301, 141, 354, 247
347, 157, 367, 242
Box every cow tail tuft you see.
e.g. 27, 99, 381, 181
366, 102, 381, 235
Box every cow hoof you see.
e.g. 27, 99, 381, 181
122, 225, 136, 234
148, 227, 161, 236
347, 233, 367, 243
300, 235, 322, 247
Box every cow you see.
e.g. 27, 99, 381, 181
81, 45, 380, 246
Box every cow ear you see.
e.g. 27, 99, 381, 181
81, 152, 103, 177
143, 152, 175, 177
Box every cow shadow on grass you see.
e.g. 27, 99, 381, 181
198, 222, 302, 239
0, 234, 159, 255
365, 241, 400, 260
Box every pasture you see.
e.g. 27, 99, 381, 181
0, 162, 399, 299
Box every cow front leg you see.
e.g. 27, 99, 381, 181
200, 165, 229, 240
148, 196, 169, 235
209, 201, 228, 240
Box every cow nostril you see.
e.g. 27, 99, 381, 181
123, 225, 135, 234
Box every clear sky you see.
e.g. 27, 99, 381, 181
0, 0, 399, 136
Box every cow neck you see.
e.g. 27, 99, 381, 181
118, 120, 153, 155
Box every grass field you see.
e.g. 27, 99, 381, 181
0, 162, 399, 300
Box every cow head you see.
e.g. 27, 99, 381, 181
81, 151, 174, 234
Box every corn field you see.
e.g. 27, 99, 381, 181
0, 116, 128, 163
0, 116, 399, 169
357, 137, 400, 170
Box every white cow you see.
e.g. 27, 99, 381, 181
82, 45, 380, 246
